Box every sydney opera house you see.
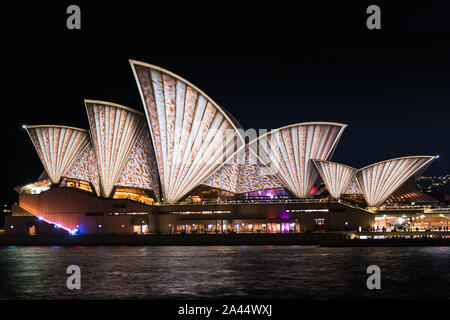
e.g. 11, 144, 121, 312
6, 60, 445, 235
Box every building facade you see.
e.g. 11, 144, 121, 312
7, 60, 446, 235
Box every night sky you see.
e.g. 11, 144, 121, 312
2, 2, 450, 205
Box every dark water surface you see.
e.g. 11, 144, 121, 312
0, 246, 448, 299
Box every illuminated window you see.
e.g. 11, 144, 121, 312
60, 178, 93, 193
314, 218, 325, 226
113, 186, 155, 205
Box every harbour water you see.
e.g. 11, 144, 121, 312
0, 245, 448, 299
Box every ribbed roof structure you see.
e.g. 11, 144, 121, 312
25, 125, 90, 184
313, 160, 357, 199
130, 60, 244, 202
203, 147, 284, 194
65, 143, 101, 196
115, 127, 161, 200
355, 156, 436, 207
22, 61, 438, 210
85, 100, 146, 198
247, 122, 346, 198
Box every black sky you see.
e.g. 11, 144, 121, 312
1, 1, 450, 205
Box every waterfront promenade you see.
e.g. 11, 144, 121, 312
0, 232, 449, 246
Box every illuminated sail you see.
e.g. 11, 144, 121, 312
342, 176, 362, 194
115, 127, 161, 200
247, 122, 346, 198
312, 160, 357, 199
25, 125, 89, 184
85, 100, 146, 198
64, 143, 101, 196
130, 60, 244, 202
203, 147, 283, 193
355, 156, 436, 207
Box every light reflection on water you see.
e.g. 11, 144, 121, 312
0, 246, 448, 299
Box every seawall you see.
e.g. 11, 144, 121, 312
1, 233, 449, 246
